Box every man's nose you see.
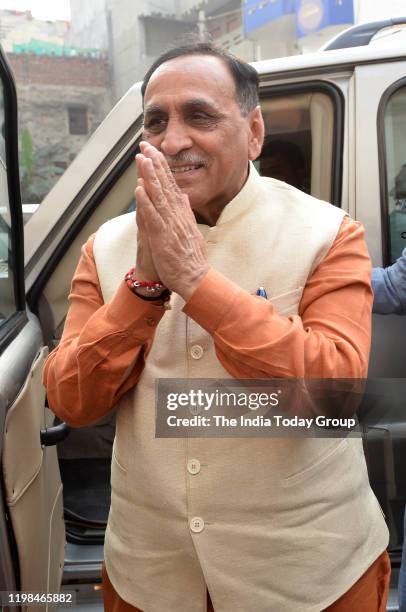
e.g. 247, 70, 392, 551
159, 119, 193, 156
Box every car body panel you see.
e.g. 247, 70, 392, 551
2, 328, 65, 598
0, 45, 65, 607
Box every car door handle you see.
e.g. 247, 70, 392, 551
40, 422, 71, 446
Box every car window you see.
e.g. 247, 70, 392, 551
382, 84, 406, 264
259, 85, 341, 205
0, 84, 18, 326
40, 156, 138, 339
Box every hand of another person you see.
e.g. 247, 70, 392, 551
135, 142, 209, 300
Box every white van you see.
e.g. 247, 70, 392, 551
0, 17, 405, 611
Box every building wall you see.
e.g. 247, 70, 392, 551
105, 0, 203, 101
67, 0, 244, 101
143, 16, 196, 57
67, 0, 108, 49
6, 53, 111, 202
106, 0, 142, 100
9, 54, 108, 87
15, 82, 109, 154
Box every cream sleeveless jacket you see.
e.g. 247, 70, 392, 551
93, 164, 389, 612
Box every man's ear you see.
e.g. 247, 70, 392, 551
247, 106, 265, 161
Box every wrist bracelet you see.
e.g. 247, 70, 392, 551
125, 267, 166, 289
124, 268, 171, 304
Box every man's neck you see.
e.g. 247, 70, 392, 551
194, 210, 218, 227
193, 164, 251, 227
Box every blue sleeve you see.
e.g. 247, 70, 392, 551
372, 247, 406, 315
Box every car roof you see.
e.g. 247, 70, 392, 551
253, 29, 406, 79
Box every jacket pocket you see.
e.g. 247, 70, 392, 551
112, 438, 127, 474
282, 439, 349, 487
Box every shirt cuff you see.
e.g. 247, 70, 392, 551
106, 279, 167, 332
182, 268, 242, 334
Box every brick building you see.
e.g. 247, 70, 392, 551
0, 5, 111, 205
7, 51, 111, 203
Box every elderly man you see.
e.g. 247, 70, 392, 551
43, 42, 390, 611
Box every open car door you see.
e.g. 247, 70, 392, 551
0, 44, 65, 606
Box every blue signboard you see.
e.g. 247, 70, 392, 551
243, 0, 295, 37
295, 0, 354, 38
242, 0, 354, 38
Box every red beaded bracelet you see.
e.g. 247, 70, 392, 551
125, 267, 165, 289
124, 268, 171, 304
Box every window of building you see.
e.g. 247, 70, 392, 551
68, 106, 88, 135
381, 84, 406, 264
259, 84, 341, 205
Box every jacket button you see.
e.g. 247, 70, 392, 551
187, 459, 201, 475
190, 345, 203, 359
190, 517, 205, 533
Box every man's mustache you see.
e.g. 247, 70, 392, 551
165, 153, 209, 168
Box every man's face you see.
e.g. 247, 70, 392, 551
142, 55, 263, 220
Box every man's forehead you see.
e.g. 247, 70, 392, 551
144, 54, 236, 105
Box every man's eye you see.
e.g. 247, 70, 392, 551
189, 112, 217, 127
189, 112, 215, 123
144, 118, 166, 131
